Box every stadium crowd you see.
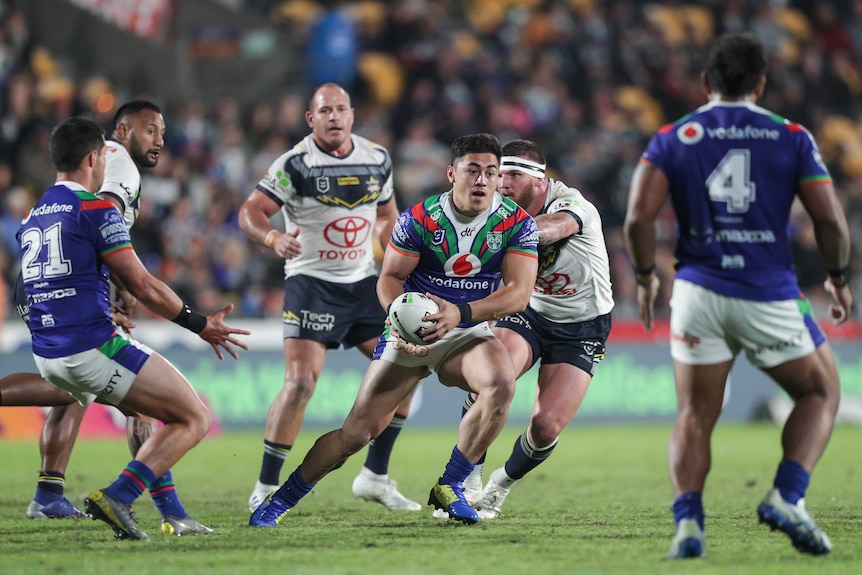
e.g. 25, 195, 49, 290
1, 0, 860, 322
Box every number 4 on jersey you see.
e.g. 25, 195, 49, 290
706, 149, 755, 213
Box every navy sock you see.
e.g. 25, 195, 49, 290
105, 460, 157, 505
503, 432, 557, 480
672, 492, 704, 531
259, 440, 291, 485
460, 395, 486, 465
149, 470, 188, 518
34, 470, 65, 505
774, 459, 809, 504
364, 413, 407, 475
274, 467, 316, 508
440, 445, 475, 485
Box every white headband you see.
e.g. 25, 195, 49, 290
500, 156, 546, 178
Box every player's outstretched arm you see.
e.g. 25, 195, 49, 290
104, 247, 250, 358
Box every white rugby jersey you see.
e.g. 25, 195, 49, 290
255, 133, 395, 283
531, 179, 614, 322
100, 140, 142, 229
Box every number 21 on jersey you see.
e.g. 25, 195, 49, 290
19, 223, 72, 281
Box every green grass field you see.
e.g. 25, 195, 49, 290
1, 424, 859, 574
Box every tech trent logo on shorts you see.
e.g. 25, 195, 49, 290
677, 121, 704, 145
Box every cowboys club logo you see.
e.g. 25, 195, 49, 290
534, 272, 571, 294
677, 121, 704, 145
444, 253, 481, 277
324, 216, 371, 247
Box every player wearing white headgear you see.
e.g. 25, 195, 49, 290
462, 139, 614, 519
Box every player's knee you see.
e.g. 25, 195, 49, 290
187, 402, 212, 441
529, 414, 564, 446
283, 372, 317, 403
482, 377, 516, 412
339, 426, 374, 455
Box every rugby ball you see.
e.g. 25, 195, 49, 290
388, 292, 439, 345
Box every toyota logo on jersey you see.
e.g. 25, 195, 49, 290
324, 216, 371, 247
677, 121, 704, 145
444, 253, 481, 277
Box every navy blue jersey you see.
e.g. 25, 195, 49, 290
16, 183, 132, 358
643, 101, 831, 301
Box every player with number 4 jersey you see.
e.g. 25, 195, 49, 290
641, 90, 831, 301
625, 33, 852, 559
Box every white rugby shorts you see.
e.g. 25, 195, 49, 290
669, 279, 822, 368
33, 334, 153, 406
375, 321, 494, 373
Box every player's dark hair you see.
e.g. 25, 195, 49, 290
113, 99, 161, 128
308, 83, 350, 111
450, 133, 502, 165
502, 139, 546, 165
704, 33, 767, 98
49, 117, 105, 172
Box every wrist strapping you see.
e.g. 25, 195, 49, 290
172, 303, 207, 334
827, 267, 849, 288
264, 230, 279, 248
458, 303, 472, 323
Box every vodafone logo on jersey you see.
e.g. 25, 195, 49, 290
324, 217, 370, 248
445, 254, 481, 277
677, 121, 704, 145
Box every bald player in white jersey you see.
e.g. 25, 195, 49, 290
240, 83, 420, 512
462, 139, 614, 519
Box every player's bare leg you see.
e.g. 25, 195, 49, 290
85, 353, 212, 540
473, 361, 590, 519
351, 336, 421, 511
26, 402, 88, 519
0, 372, 77, 406
248, 338, 328, 510
429, 337, 516, 524
249, 362, 423, 527
667, 359, 732, 558
755, 343, 839, 555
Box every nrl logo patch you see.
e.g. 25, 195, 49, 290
432, 228, 445, 246
316, 177, 330, 194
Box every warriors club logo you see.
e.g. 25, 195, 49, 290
324, 216, 371, 247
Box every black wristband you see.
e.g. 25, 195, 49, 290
633, 265, 655, 276
827, 267, 849, 288
457, 303, 472, 324
172, 303, 208, 334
